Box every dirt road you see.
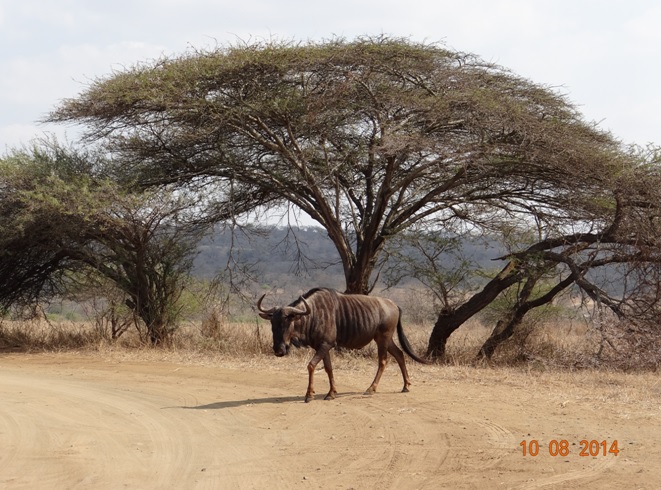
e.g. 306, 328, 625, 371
0, 352, 658, 489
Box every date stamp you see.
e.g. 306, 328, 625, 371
520, 439, 619, 457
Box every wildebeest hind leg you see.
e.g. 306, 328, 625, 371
365, 341, 388, 395
387, 340, 411, 392
322, 352, 338, 400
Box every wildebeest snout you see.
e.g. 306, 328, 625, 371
274, 343, 289, 357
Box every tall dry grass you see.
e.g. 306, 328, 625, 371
2, 311, 658, 372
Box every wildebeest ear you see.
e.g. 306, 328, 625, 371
258, 312, 272, 320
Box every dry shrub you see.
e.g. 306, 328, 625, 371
475, 316, 661, 371
384, 287, 439, 325
2, 311, 660, 373
174, 312, 272, 355
592, 318, 661, 371
0, 319, 105, 352
200, 307, 224, 340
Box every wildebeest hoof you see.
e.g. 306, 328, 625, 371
363, 388, 376, 396
401, 386, 410, 393
305, 394, 314, 403
324, 391, 337, 400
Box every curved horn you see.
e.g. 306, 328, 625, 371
257, 294, 276, 315
289, 296, 311, 316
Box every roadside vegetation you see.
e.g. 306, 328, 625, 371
2, 286, 659, 372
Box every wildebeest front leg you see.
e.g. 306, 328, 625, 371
305, 344, 333, 403
322, 352, 338, 400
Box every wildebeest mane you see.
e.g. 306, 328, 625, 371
290, 287, 333, 307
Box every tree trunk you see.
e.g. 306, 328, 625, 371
147, 321, 167, 345
477, 273, 576, 360
342, 240, 383, 295
344, 267, 372, 295
426, 261, 522, 361
126, 296, 169, 345
478, 316, 522, 360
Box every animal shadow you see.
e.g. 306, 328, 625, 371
182, 391, 364, 410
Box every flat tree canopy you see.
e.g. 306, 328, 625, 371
49, 36, 627, 296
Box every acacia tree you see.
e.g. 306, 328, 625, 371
0, 142, 208, 344
48, 36, 625, 291
48, 36, 651, 358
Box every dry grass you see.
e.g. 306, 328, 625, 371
1, 314, 659, 373
0, 319, 106, 352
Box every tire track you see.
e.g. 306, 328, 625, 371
0, 370, 285, 489
516, 456, 616, 489
0, 372, 193, 488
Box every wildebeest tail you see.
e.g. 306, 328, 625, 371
396, 307, 431, 364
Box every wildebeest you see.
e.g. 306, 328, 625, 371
257, 288, 429, 402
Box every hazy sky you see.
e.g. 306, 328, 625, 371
1, 0, 659, 150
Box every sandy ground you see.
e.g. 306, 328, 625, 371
0, 351, 659, 489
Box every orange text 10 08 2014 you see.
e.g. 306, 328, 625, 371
519, 439, 619, 457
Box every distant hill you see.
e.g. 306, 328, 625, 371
192, 225, 507, 292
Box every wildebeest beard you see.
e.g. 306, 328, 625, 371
271, 311, 304, 356
271, 314, 288, 356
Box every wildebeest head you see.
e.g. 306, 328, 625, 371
257, 294, 311, 356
